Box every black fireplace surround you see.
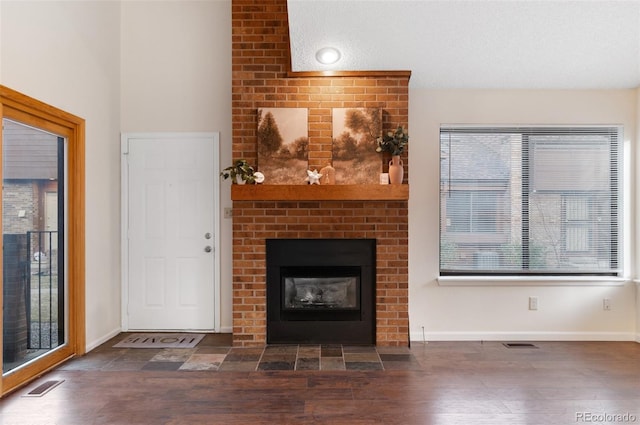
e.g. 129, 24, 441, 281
266, 238, 376, 345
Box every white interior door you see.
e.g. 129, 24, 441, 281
122, 133, 219, 331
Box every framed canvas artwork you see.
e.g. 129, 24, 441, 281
332, 108, 382, 184
257, 108, 308, 184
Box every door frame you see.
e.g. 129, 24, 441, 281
0, 85, 85, 396
120, 132, 221, 332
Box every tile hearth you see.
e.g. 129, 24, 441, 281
59, 334, 421, 373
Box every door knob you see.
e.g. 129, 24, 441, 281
204, 246, 212, 253
204, 232, 212, 239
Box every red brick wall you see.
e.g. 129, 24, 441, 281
231, 0, 409, 346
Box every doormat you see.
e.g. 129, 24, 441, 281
113, 333, 205, 349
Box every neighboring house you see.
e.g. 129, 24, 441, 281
2, 119, 60, 260
440, 133, 512, 270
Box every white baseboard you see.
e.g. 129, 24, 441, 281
411, 331, 637, 343
85, 327, 122, 352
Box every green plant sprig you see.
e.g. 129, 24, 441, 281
376, 125, 408, 156
220, 159, 257, 184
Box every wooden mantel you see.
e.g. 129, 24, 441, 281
231, 184, 409, 201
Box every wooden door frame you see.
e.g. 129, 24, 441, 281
0, 85, 85, 396
120, 132, 221, 332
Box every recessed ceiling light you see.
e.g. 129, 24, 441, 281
315, 47, 341, 65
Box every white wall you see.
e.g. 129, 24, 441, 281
1, 0, 233, 350
0, 1, 3, 82
120, 0, 233, 332
409, 89, 638, 341
636, 87, 640, 342
1, 1, 122, 349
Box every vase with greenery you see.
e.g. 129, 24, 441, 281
376, 126, 408, 184
220, 159, 263, 184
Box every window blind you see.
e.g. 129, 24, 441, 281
439, 126, 621, 276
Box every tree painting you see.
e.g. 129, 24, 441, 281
257, 110, 284, 157
257, 108, 308, 184
332, 108, 382, 184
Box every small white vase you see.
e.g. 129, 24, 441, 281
235, 175, 246, 185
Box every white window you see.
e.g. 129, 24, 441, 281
440, 126, 621, 276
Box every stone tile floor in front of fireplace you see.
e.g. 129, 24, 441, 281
58, 333, 422, 373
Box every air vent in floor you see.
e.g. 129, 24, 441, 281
503, 343, 538, 349
23, 379, 64, 397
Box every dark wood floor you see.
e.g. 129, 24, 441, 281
1, 336, 639, 424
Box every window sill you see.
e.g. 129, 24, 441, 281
438, 275, 629, 287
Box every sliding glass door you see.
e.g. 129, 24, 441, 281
0, 85, 84, 397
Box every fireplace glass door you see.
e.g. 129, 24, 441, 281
283, 267, 360, 312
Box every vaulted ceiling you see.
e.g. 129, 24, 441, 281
288, 0, 640, 89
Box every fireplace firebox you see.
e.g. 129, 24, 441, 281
266, 239, 376, 345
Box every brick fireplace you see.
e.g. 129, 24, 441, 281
231, 0, 410, 346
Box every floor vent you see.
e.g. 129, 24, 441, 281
503, 343, 538, 349
23, 380, 64, 397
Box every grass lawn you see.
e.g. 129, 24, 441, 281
29, 271, 58, 323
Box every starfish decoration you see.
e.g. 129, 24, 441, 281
305, 169, 323, 185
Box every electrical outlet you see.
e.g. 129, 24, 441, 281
529, 296, 538, 311
603, 298, 611, 311
224, 207, 233, 219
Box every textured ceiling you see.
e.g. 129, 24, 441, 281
288, 0, 640, 89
